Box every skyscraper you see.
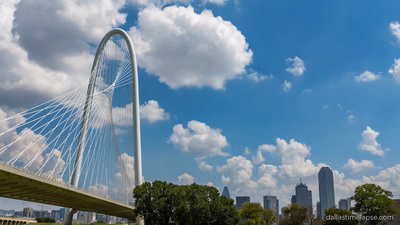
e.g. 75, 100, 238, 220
236, 196, 250, 209
263, 195, 279, 213
318, 167, 335, 218
317, 201, 321, 218
338, 198, 351, 211
294, 181, 313, 216
222, 186, 231, 199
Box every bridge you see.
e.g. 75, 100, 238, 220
0, 217, 37, 225
0, 29, 143, 224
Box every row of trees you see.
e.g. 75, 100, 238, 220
133, 180, 239, 225
133, 182, 398, 225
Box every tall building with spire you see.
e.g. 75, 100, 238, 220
222, 186, 231, 199
318, 167, 335, 219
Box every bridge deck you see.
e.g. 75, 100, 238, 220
0, 163, 135, 220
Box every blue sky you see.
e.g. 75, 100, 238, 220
1, 0, 400, 212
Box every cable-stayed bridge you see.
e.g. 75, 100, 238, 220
0, 29, 142, 224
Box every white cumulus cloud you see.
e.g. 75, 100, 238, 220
252, 150, 265, 165
358, 126, 385, 156
178, 172, 194, 185
0, 0, 127, 108
129, 5, 252, 89
354, 70, 381, 82
286, 56, 306, 76
343, 159, 374, 173
282, 80, 292, 92
195, 158, 213, 171
169, 120, 229, 157
257, 164, 278, 188
390, 21, 400, 42
217, 155, 256, 189
389, 58, 400, 83
248, 70, 273, 83
140, 100, 170, 123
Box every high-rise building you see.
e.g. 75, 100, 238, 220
316, 201, 321, 218
263, 195, 279, 213
0, 209, 14, 217
88, 212, 96, 223
338, 198, 351, 211
60, 208, 66, 220
23, 207, 33, 218
291, 195, 296, 204
318, 167, 335, 218
222, 186, 231, 199
236, 196, 250, 209
51, 210, 61, 222
14, 211, 23, 218
294, 181, 313, 217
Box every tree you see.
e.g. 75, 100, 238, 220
133, 180, 175, 225
262, 209, 278, 225
239, 202, 265, 225
280, 203, 309, 225
351, 183, 399, 225
36, 217, 55, 223
133, 180, 239, 225
324, 208, 358, 225
211, 195, 240, 225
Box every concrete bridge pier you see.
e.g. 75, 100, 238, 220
63, 208, 77, 225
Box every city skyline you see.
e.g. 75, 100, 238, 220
2, 0, 400, 212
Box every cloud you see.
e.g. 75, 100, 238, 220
252, 150, 265, 165
258, 144, 276, 153
119, 153, 136, 184
343, 159, 374, 173
282, 80, 292, 92
0, 0, 127, 108
257, 164, 278, 188
213, 137, 400, 207
127, 0, 191, 6
169, 120, 229, 157
221, 175, 230, 185
390, 21, 400, 42
112, 100, 169, 125
348, 114, 355, 123
273, 138, 319, 178
358, 126, 385, 156
286, 56, 306, 76
354, 70, 381, 82
371, 165, 400, 189
13, 0, 126, 71
129, 5, 252, 89
88, 184, 109, 196
244, 147, 251, 155
177, 172, 194, 185
140, 100, 170, 123
203, 0, 227, 5
195, 158, 213, 171
248, 70, 273, 83
389, 58, 400, 83
0, 108, 65, 176
217, 156, 256, 188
